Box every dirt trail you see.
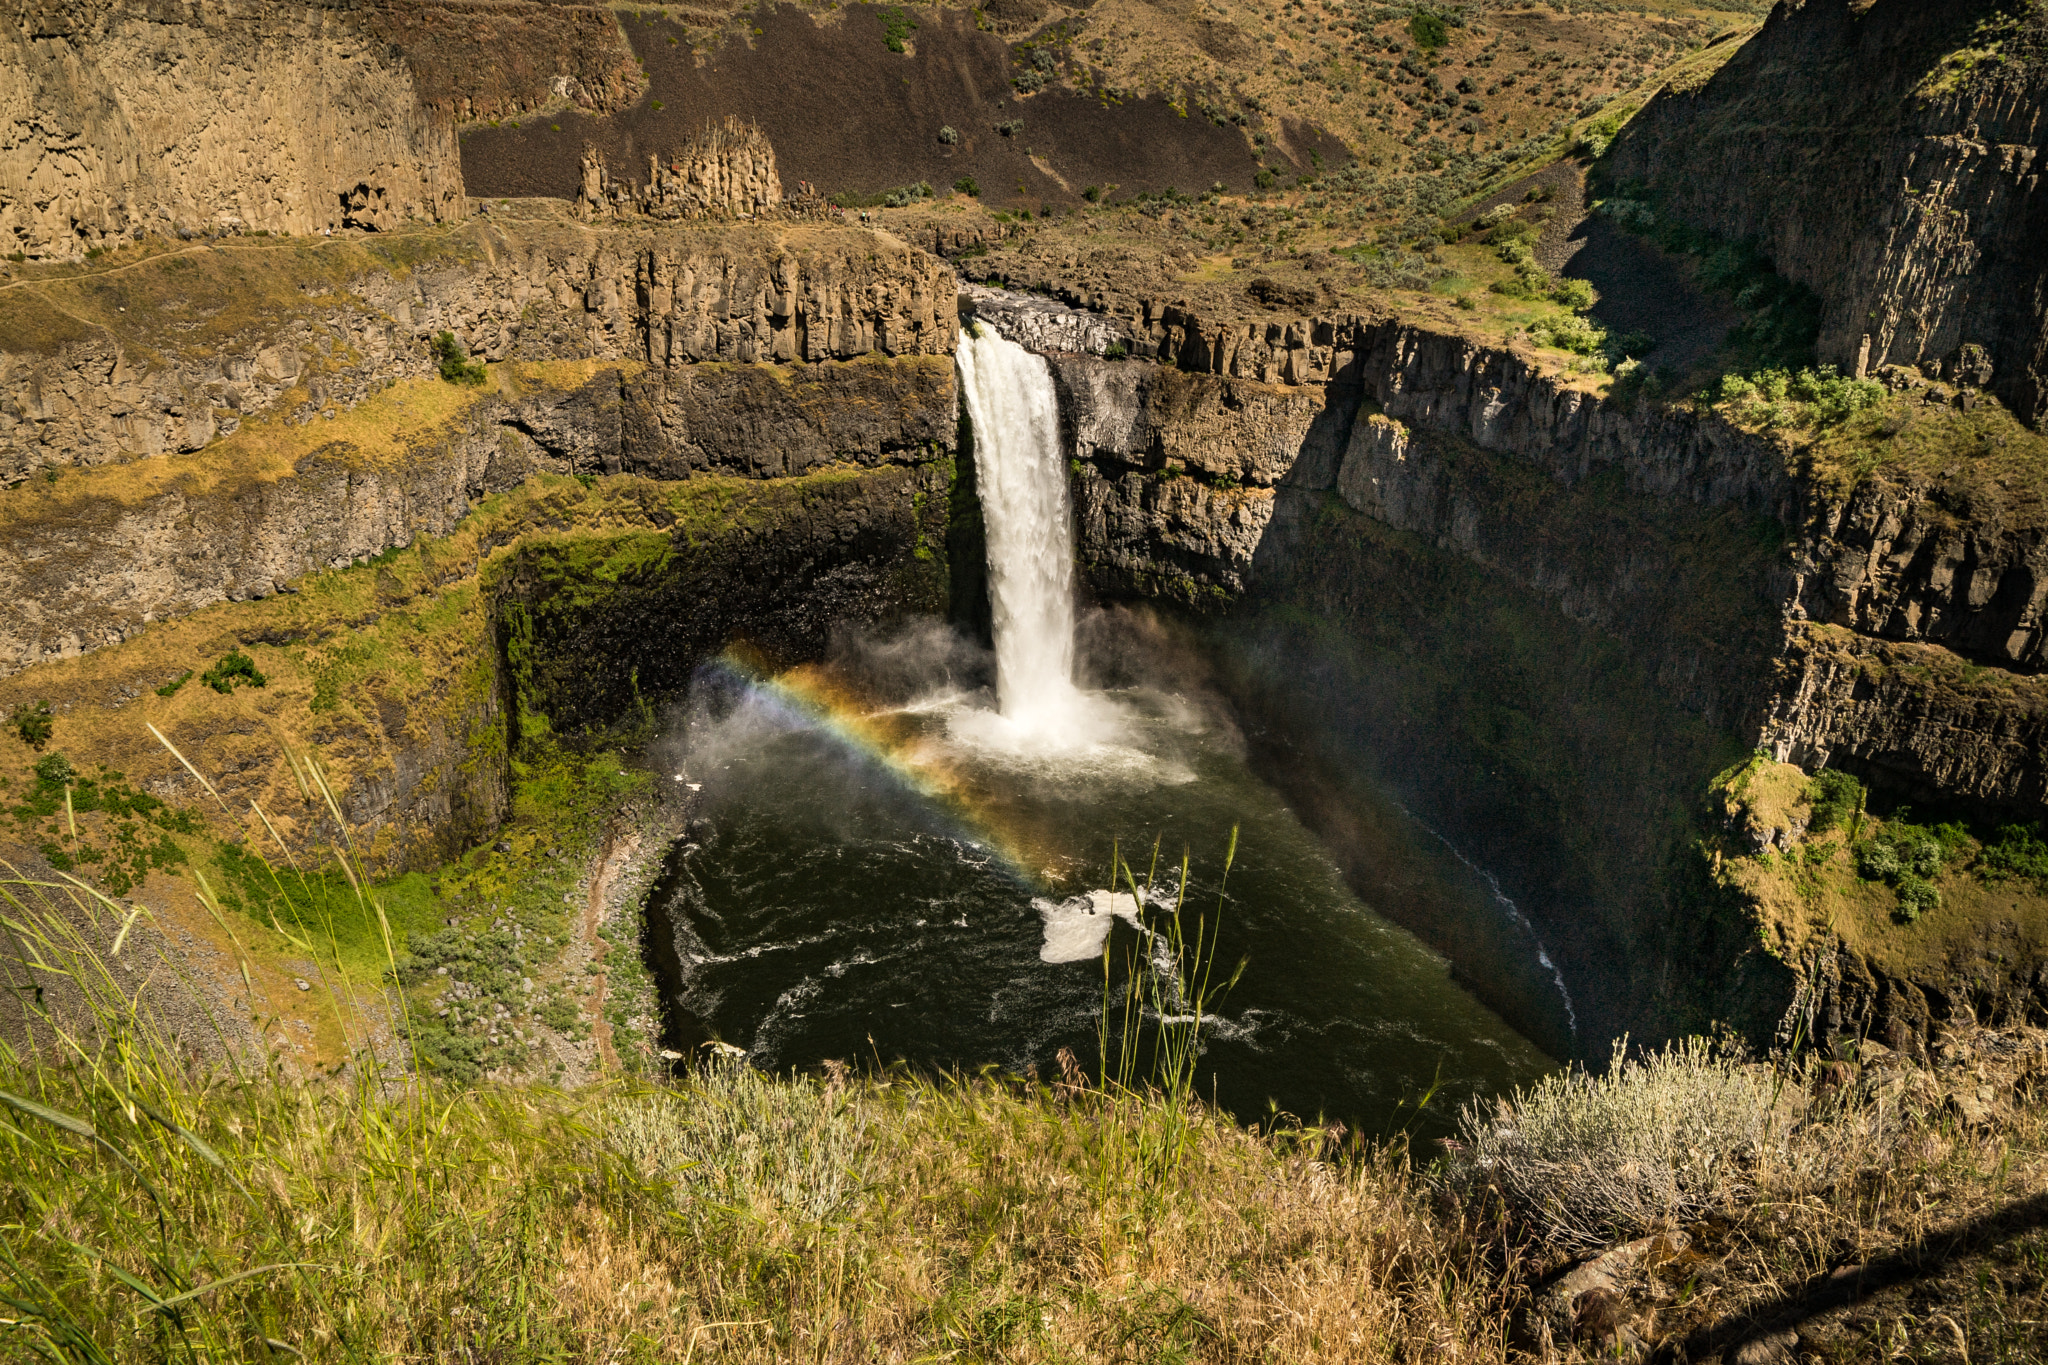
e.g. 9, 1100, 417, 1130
581, 829, 641, 1074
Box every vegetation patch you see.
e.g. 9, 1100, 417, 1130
200, 650, 268, 694
8, 699, 53, 750
431, 330, 488, 386
2, 751, 198, 894
1711, 757, 2048, 986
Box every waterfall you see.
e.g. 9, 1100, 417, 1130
956, 321, 1085, 745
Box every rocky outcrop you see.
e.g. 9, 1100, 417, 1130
961, 284, 1132, 358
0, 0, 463, 257
576, 118, 784, 222
0, 211, 956, 487
0, 0, 652, 260
0, 344, 955, 675
1763, 625, 2048, 812
1605, 0, 2048, 426
1789, 473, 2048, 673
493, 462, 953, 737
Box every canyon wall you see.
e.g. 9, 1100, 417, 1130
1, 0, 459, 256
0, 213, 957, 674
0, 0, 647, 259
1606, 0, 2048, 426
967, 286, 2048, 1047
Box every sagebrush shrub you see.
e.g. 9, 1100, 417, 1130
1451, 1037, 1777, 1248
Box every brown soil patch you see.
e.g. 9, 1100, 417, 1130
460, 3, 1281, 206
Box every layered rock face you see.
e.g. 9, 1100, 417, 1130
1606, 0, 2048, 425
576, 117, 784, 222
0, 0, 649, 260
0, 0, 461, 256
0, 214, 957, 675
2, 210, 954, 487
973, 287, 2048, 1045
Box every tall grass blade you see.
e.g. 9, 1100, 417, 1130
0, 1087, 95, 1138
146, 723, 231, 814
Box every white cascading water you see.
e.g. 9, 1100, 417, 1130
955, 321, 1090, 747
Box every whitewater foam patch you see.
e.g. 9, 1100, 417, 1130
1033, 888, 1143, 963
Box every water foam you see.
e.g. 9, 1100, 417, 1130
1032, 888, 1144, 962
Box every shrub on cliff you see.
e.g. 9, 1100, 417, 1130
1854, 812, 1970, 921
200, 650, 267, 694
432, 330, 487, 386
1804, 769, 1864, 835
1714, 366, 1884, 430
1979, 823, 2048, 889
9, 699, 53, 750
1449, 1036, 1777, 1249
880, 5, 916, 51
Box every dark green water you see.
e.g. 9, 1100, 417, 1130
649, 644, 1560, 1138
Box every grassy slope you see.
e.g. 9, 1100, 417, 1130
1712, 756, 2048, 1011
616, 0, 1766, 177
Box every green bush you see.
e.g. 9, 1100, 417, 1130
1893, 873, 1940, 922
952, 176, 980, 197
1978, 823, 2048, 887
9, 699, 53, 750
201, 650, 268, 695
1804, 769, 1864, 834
432, 331, 487, 386
1855, 811, 1968, 922
881, 5, 916, 51
1714, 365, 1884, 430
1549, 277, 1595, 310
155, 669, 195, 698
1409, 11, 1448, 49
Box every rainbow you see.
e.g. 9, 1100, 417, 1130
698, 651, 1050, 885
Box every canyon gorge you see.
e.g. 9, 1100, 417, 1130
3, 0, 2047, 1093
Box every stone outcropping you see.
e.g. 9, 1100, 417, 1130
1606, 0, 2048, 426
0, 349, 955, 675
1788, 474, 2048, 673
1763, 626, 2048, 813
1, 209, 956, 487
1, 0, 461, 256
0, 0, 649, 259
0, 215, 959, 674
576, 118, 784, 222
